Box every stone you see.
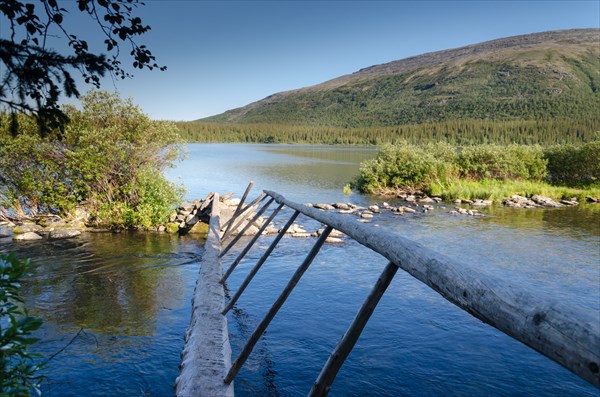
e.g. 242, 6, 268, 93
326, 237, 344, 244
14, 232, 43, 241
400, 206, 417, 214
333, 203, 351, 210
531, 195, 562, 207
287, 224, 307, 234
453, 199, 462, 204
73, 206, 92, 224
405, 195, 416, 202
382, 202, 390, 208
314, 203, 335, 211
0, 227, 12, 238
472, 199, 493, 207
188, 221, 209, 235
360, 212, 374, 219
13, 224, 43, 234
291, 232, 312, 238
338, 209, 355, 215
368, 205, 380, 213
587, 197, 598, 203
419, 196, 434, 203
317, 228, 344, 238
157, 225, 166, 232
169, 212, 178, 222
165, 223, 180, 234
179, 202, 195, 212
49, 229, 81, 239
432, 197, 443, 203
223, 198, 241, 207
561, 199, 578, 206
176, 214, 186, 222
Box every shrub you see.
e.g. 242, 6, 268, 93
455, 144, 547, 181
355, 143, 453, 193
544, 140, 600, 186
0, 91, 185, 227
0, 254, 43, 396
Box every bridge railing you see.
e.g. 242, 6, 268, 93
218, 188, 599, 396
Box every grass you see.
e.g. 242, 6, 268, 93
427, 179, 600, 202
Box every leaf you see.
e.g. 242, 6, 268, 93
53, 13, 63, 24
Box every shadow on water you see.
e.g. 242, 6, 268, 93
0, 231, 205, 396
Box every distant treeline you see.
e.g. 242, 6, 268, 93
176, 117, 599, 146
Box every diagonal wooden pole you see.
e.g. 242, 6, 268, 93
222, 210, 301, 315
220, 203, 285, 284
308, 261, 399, 397
223, 226, 334, 385
220, 192, 267, 233
222, 181, 254, 238
220, 197, 274, 255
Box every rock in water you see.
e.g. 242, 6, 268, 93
49, 229, 81, 239
14, 232, 43, 241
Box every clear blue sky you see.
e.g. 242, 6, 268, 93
26, 1, 600, 120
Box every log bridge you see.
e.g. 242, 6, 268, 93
175, 182, 600, 396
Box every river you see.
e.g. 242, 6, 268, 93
1, 143, 598, 396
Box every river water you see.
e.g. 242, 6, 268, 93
1, 143, 598, 396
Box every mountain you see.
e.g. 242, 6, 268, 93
201, 29, 600, 128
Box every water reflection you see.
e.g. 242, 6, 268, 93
0, 232, 203, 396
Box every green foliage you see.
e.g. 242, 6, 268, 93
0, 91, 185, 227
457, 144, 547, 181
355, 143, 456, 193
0, 254, 42, 396
1, 0, 164, 134
354, 142, 598, 199
177, 118, 599, 146
544, 140, 600, 186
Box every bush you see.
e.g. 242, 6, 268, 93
544, 140, 600, 186
0, 91, 185, 227
0, 254, 43, 396
354, 143, 456, 193
456, 144, 547, 181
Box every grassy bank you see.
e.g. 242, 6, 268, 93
428, 179, 600, 202
355, 141, 600, 202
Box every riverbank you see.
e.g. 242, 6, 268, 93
354, 141, 600, 203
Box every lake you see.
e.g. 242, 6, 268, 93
1, 143, 598, 396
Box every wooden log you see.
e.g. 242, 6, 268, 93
264, 190, 600, 388
308, 261, 399, 397
222, 181, 254, 238
223, 210, 301, 315
224, 226, 333, 385
175, 193, 234, 397
221, 203, 285, 283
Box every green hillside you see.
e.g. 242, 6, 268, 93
201, 29, 600, 129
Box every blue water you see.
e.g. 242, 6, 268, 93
2, 143, 598, 396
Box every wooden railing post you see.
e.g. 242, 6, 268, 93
220, 197, 274, 256
220, 193, 267, 234
222, 181, 254, 238
223, 210, 301, 315
221, 203, 285, 283
223, 226, 334, 385
308, 261, 399, 397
